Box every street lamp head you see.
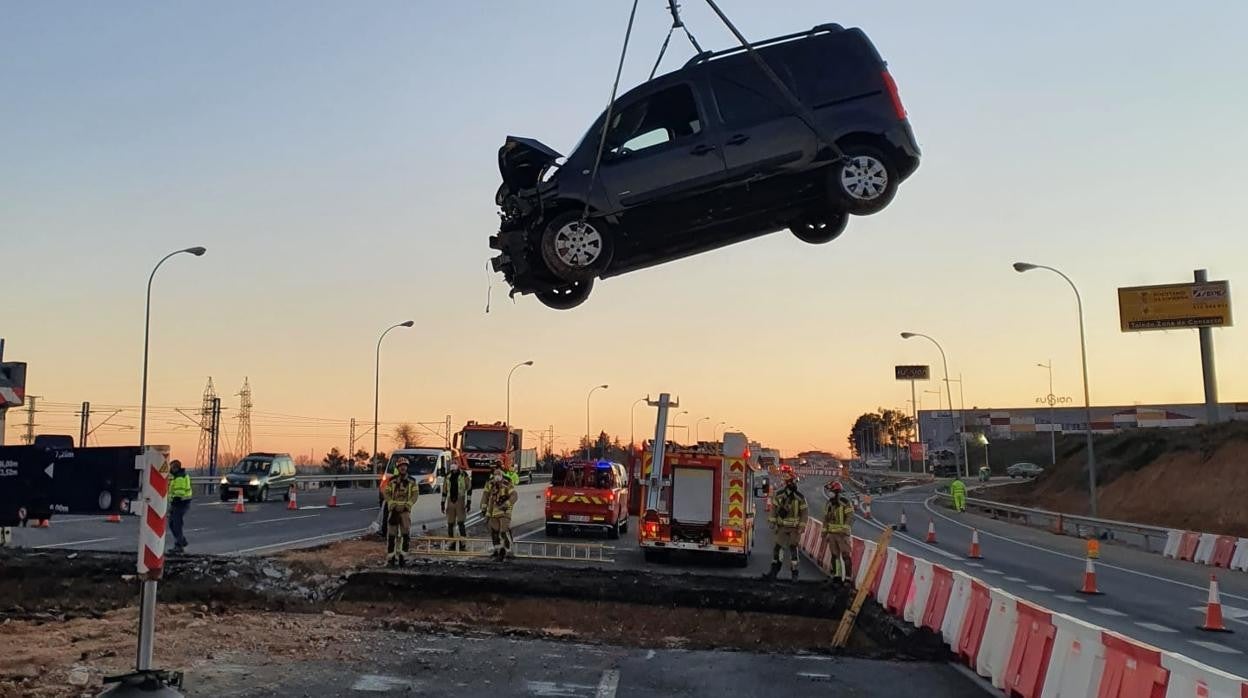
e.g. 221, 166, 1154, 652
900, 332, 916, 339
183, 246, 207, 256
399, 320, 415, 328
523, 360, 534, 366
599, 384, 609, 389
1013, 262, 1037, 273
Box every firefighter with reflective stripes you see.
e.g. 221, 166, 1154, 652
766, 468, 807, 580
481, 464, 518, 561
441, 461, 473, 550
823, 480, 855, 583
382, 458, 418, 567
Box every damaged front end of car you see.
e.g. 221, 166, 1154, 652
490, 136, 596, 309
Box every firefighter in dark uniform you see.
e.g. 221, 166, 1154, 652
382, 458, 418, 567
481, 464, 518, 561
767, 468, 808, 580
441, 461, 473, 550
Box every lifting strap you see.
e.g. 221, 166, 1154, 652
649, 0, 704, 80
580, 0, 642, 223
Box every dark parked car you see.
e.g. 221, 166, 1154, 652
491, 23, 920, 309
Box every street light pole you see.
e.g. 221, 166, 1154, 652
506, 360, 534, 430
630, 398, 646, 450
1014, 262, 1098, 516
695, 416, 709, 444
136, 245, 205, 676
1038, 360, 1056, 466
713, 421, 726, 442
586, 384, 608, 459
901, 331, 968, 477
374, 320, 414, 470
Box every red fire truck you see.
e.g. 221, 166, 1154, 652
452, 421, 536, 486
637, 431, 755, 566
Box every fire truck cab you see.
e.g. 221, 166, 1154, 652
637, 432, 755, 566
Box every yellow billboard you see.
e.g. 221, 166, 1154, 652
1117, 281, 1232, 331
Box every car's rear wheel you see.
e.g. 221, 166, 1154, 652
608, 521, 621, 540
789, 209, 849, 244
540, 212, 613, 282
535, 278, 594, 310
545, 524, 558, 537
831, 145, 898, 216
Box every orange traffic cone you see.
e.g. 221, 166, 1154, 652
287, 486, 298, 511
1087, 538, 1100, 559
232, 489, 246, 514
968, 529, 983, 559
37, 518, 51, 528
898, 509, 908, 532
925, 519, 937, 544
328, 485, 339, 508
1199, 575, 1233, 633
105, 513, 122, 523
1078, 557, 1102, 595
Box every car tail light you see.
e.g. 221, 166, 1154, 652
882, 70, 907, 120
642, 520, 660, 539
544, 487, 553, 500
606, 490, 615, 502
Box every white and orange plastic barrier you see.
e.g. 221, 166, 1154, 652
794, 516, 1248, 698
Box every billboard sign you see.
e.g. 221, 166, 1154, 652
1118, 281, 1232, 331
895, 365, 931, 381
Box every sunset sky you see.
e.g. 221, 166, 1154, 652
4, 1, 1246, 462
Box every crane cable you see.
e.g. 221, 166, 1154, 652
700, 0, 845, 162
580, 0, 642, 224
649, 0, 704, 80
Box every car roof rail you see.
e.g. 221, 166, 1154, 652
682, 23, 844, 67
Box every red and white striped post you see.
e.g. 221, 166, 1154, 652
134, 447, 169, 671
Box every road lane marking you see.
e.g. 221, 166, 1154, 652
526, 681, 597, 696
1054, 595, 1087, 604
238, 514, 319, 526
1188, 640, 1241, 655
35, 537, 118, 549
1091, 607, 1128, 617
1189, 604, 1248, 621
1027, 585, 1054, 592
965, 562, 983, 568
362, 506, 380, 512
1004, 576, 1027, 583
982, 569, 1003, 575
231, 527, 369, 554
1135, 622, 1177, 633
797, 673, 831, 680
351, 675, 414, 692
921, 496, 1248, 604
595, 669, 620, 698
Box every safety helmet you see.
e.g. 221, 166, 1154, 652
782, 469, 798, 483
827, 481, 843, 493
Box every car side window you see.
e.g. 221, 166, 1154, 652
606, 84, 702, 158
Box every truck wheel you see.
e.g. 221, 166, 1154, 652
545, 524, 557, 537
608, 521, 621, 540
789, 209, 848, 244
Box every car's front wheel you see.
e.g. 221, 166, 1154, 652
831, 145, 898, 216
789, 209, 849, 244
535, 279, 594, 310
540, 212, 613, 282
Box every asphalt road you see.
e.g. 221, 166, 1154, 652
186, 627, 983, 697
514, 501, 823, 580
7, 482, 549, 556
817, 477, 1248, 676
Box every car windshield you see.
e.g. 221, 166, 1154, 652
461, 430, 508, 452
232, 459, 271, 474
554, 463, 615, 489
388, 454, 438, 475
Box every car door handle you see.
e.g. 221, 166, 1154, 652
726, 134, 750, 146
690, 144, 717, 156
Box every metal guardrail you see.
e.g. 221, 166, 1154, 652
936, 490, 1172, 554
849, 468, 934, 481
189, 473, 381, 485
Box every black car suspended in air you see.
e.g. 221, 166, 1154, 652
490, 23, 921, 309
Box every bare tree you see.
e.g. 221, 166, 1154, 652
392, 423, 422, 449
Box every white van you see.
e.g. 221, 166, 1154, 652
381, 448, 454, 496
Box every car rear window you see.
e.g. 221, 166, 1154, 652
555, 464, 617, 489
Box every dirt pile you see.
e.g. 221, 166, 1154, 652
983, 421, 1248, 535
